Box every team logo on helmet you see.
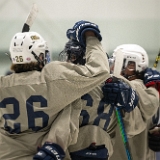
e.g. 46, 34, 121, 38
31, 35, 40, 40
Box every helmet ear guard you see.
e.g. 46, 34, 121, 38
9, 32, 50, 66
59, 40, 86, 65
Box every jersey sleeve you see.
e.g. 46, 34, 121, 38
42, 36, 110, 114
133, 79, 159, 121
122, 107, 147, 137
41, 99, 82, 151
41, 37, 110, 151
117, 77, 159, 137
118, 76, 159, 121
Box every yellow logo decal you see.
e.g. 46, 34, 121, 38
31, 35, 40, 40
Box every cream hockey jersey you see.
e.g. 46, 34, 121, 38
66, 76, 159, 160
67, 84, 117, 159
110, 77, 159, 160
0, 37, 110, 160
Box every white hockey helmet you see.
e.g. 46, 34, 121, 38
9, 32, 50, 65
110, 44, 149, 73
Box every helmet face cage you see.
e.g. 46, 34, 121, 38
58, 50, 68, 62
9, 32, 50, 65
122, 52, 147, 72
110, 44, 149, 73
59, 40, 86, 65
108, 56, 115, 74
44, 50, 51, 65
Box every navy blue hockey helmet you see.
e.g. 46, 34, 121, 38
59, 40, 86, 65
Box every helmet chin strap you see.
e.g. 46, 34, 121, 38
121, 68, 136, 80
31, 51, 44, 67
124, 74, 136, 80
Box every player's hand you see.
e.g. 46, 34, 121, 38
143, 68, 160, 95
33, 142, 65, 160
102, 77, 139, 112
148, 125, 160, 151
66, 20, 102, 47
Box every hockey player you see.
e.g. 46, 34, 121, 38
145, 68, 160, 160
148, 114, 160, 151
0, 20, 111, 160
148, 122, 160, 160
59, 40, 140, 160
108, 44, 159, 160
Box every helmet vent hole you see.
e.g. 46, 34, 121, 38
29, 45, 33, 49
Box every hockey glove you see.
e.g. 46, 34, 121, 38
148, 125, 160, 152
33, 142, 65, 160
66, 20, 102, 47
102, 77, 139, 112
143, 68, 160, 95
70, 143, 108, 160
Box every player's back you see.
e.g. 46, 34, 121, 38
0, 70, 58, 160
0, 70, 52, 134
0, 60, 109, 160
0, 59, 106, 134
0, 62, 88, 135
80, 83, 117, 135
68, 84, 117, 159
0, 67, 84, 160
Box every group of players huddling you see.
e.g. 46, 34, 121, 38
0, 20, 160, 160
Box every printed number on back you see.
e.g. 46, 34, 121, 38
0, 95, 49, 134
81, 94, 114, 130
